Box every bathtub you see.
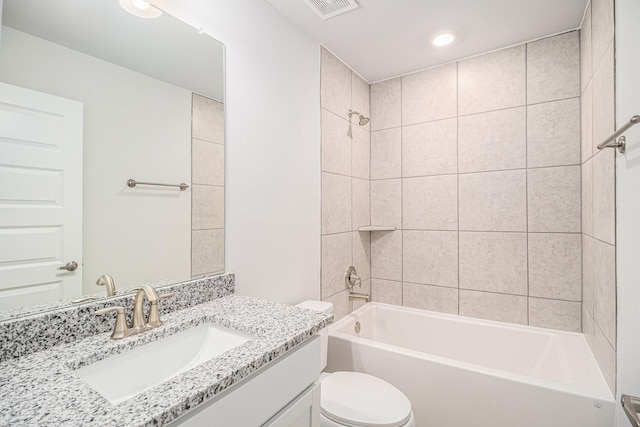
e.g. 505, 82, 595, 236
326, 303, 614, 427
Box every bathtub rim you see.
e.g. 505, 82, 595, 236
328, 302, 614, 403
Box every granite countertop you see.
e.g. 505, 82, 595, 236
0, 295, 332, 426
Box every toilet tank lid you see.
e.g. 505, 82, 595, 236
296, 300, 333, 314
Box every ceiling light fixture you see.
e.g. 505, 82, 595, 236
431, 32, 455, 47
119, 0, 163, 19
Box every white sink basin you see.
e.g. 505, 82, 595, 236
75, 323, 254, 404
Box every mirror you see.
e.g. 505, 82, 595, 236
0, 0, 225, 318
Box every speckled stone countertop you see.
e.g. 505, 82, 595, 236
0, 295, 332, 426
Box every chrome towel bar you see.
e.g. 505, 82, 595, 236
127, 179, 189, 191
622, 394, 640, 427
597, 115, 640, 154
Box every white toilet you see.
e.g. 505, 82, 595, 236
297, 301, 416, 427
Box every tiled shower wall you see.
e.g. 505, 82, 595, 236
580, 0, 617, 393
369, 32, 584, 331
320, 47, 371, 319
191, 94, 225, 278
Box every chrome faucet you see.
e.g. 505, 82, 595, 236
96, 274, 117, 296
96, 285, 174, 340
345, 265, 371, 307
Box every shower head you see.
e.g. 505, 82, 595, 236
349, 110, 369, 126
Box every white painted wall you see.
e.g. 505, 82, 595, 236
614, 0, 640, 425
151, 0, 322, 303
0, 26, 192, 294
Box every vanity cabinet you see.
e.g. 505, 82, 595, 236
171, 336, 321, 427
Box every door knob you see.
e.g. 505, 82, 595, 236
58, 261, 78, 272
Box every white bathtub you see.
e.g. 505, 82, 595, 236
326, 303, 614, 427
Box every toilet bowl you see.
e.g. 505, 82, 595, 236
296, 301, 415, 427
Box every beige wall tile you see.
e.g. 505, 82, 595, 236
458, 45, 526, 115
591, 0, 615, 68
459, 170, 527, 232
582, 158, 593, 236
321, 232, 352, 299
583, 235, 595, 316
371, 128, 401, 179
321, 47, 351, 119
527, 166, 581, 233
401, 63, 457, 125
403, 282, 458, 314
594, 239, 616, 349
192, 139, 224, 186
371, 179, 402, 228
593, 322, 616, 394
192, 94, 224, 144
581, 83, 593, 163
352, 72, 370, 131
527, 32, 580, 104
352, 231, 371, 281
528, 233, 582, 301
403, 231, 458, 287
580, 4, 593, 92
403, 175, 458, 231
459, 290, 527, 325
583, 307, 595, 349
321, 110, 351, 175
402, 118, 458, 177
352, 178, 370, 230
323, 289, 350, 322
459, 232, 527, 295
458, 107, 526, 173
592, 42, 615, 153
529, 298, 582, 332
527, 98, 581, 168
351, 125, 370, 179
593, 150, 616, 244
371, 77, 401, 131
371, 231, 402, 281
191, 229, 224, 276
371, 279, 402, 306
192, 185, 224, 230
322, 172, 352, 234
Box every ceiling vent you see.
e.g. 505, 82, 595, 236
303, 0, 358, 20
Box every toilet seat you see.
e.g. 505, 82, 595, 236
320, 372, 412, 427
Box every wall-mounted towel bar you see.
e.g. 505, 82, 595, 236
597, 115, 640, 154
126, 179, 189, 191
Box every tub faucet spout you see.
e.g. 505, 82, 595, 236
349, 292, 370, 303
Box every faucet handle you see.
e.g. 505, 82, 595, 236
95, 306, 129, 340
147, 293, 174, 328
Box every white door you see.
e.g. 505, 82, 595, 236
0, 82, 83, 310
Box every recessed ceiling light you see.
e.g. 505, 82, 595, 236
432, 32, 455, 47
119, 0, 163, 19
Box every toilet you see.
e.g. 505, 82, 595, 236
297, 301, 416, 427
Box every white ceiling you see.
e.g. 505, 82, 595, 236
264, 0, 589, 83
2, 0, 225, 100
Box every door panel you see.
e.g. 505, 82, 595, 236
0, 82, 83, 310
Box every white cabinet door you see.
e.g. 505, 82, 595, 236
171, 337, 320, 427
262, 383, 320, 427
0, 82, 83, 309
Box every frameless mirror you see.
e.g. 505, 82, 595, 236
0, 0, 225, 318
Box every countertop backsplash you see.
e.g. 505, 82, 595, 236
0, 273, 235, 362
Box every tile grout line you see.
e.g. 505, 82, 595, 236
456, 61, 461, 315
525, 42, 530, 326
400, 76, 404, 307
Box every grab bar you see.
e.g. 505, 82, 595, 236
127, 179, 189, 191
597, 115, 640, 154
622, 394, 640, 427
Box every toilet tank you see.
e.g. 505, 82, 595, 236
296, 300, 333, 372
